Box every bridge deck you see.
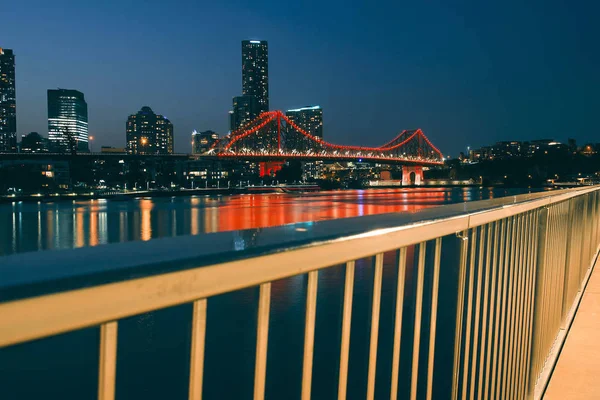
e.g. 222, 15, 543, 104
544, 260, 600, 399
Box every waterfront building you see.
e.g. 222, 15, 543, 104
47, 89, 89, 153
192, 130, 219, 154
242, 40, 269, 113
126, 106, 173, 155
0, 48, 17, 152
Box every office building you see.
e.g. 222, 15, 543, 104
48, 89, 89, 152
192, 130, 219, 154
0, 48, 17, 152
242, 40, 269, 113
126, 106, 173, 155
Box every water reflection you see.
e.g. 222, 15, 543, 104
0, 187, 527, 256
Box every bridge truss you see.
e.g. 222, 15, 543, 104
206, 111, 443, 165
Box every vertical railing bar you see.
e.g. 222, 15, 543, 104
254, 282, 271, 400
510, 212, 528, 399
561, 198, 577, 328
492, 216, 515, 398
301, 270, 319, 400
390, 248, 407, 400
522, 211, 538, 398
580, 197, 590, 285
516, 212, 528, 400
498, 215, 517, 400
490, 219, 507, 400
469, 224, 487, 400
513, 212, 530, 399
461, 228, 478, 400
452, 231, 470, 400
98, 321, 118, 400
476, 222, 494, 400
189, 299, 208, 400
542, 206, 557, 373
367, 253, 384, 400
426, 238, 443, 400
410, 242, 427, 400
538, 207, 551, 377
338, 260, 355, 400
504, 213, 522, 399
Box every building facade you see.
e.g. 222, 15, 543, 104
126, 106, 173, 155
20, 132, 47, 153
285, 106, 323, 138
285, 106, 323, 151
192, 130, 219, 154
48, 89, 89, 153
0, 48, 17, 152
241, 40, 269, 114
231, 95, 258, 131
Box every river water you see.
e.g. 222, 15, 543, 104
0, 187, 539, 399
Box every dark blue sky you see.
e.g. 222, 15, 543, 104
2, 0, 598, 155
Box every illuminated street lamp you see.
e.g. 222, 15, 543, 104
89, 135, 94, 152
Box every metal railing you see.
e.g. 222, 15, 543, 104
1, 186, 599, 399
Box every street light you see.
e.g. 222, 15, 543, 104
89, 135, 94, 153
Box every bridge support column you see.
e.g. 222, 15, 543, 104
402, 166, 423, 186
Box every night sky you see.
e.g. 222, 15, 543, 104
2, 0, 598, 156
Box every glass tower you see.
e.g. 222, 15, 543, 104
241, 40, 269, 114
48, 89, 88, 153
0, 48, 17, 152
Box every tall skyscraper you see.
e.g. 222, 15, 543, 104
0, 48, 17, 152
242, 40, 269, 114
231, 95, 258, 131
192, 130, 218, 154
126, 106, 173, 155
48, 89, 89, 153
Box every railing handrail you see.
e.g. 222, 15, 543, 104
0, 185, 598, 350
1, 186, 597, 303
2, 185, 600, 400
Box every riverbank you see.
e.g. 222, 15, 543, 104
0, 185, 321, 204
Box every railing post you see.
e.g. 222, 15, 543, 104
451, 231, 469, 400
560, 198, 577, 329
98, 321, 118, 400
527, 207, 548, 397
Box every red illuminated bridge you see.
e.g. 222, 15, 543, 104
200, 110, 444, 166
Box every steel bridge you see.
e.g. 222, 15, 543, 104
202, 110, 444, 167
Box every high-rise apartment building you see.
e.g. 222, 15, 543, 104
0, 48, 17, 152
192, 130, 218, 154
231, 95, 258, 131
126, 106, 173, 155
285, 106, 323, 139
286, 105, 323, 152
242, 40, 269, 114
48, 89, 89, 153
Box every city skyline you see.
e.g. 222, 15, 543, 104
1, 0, 599, 156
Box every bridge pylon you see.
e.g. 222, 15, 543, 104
402, 165, 423, 185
